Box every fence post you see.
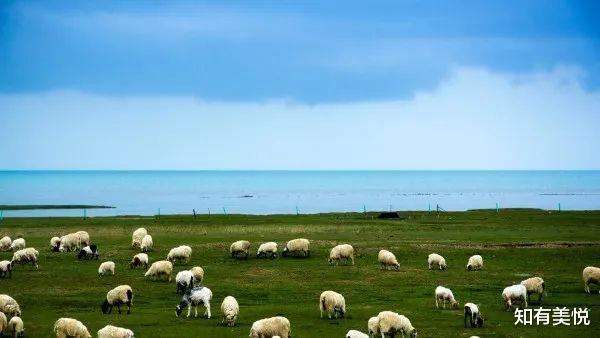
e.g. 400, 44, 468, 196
496, 203, 499, 213
0, 210, 3, 221
83, 208, 87, 220
223, 207, 227, 215
296, 206, 299, 216
558, 203, 561, 212
193, 209, 196, 218
208, 208, 211, 217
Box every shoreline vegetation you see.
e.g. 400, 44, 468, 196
0, 204, 115, 210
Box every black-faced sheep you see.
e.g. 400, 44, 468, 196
101, 285, 133, 315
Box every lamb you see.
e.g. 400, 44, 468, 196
75, 231, 90, 247
176, 270, 195, 294
101, 285, 133, 314
130, 253, 149, 269
0, 295, 21, 317
368, 316, 380, 338
167, 245, 192, 264
249, 316, 291, 338
328, 244, 355, 266
282, 238, 310, 257
435, 286, 459, 309
582, 266, 600, 294
378, 249, 400, 270
257, 242, 278, 259
464, 302, 484, 328
97, 325, 134, 338
53, 318, 91, 338
502, 284, 528, 311
428, 253, 446, 270
466, 255, 483, 271
0, 311, 6, 335
50, 236, 61, 252
175, 284, 213, 319
140, 234, 153, 252
220, 295, 239, 326
131, 228, 148, 248
0, 236, 11, 251
230, 240, 251, 259
77, 244, 99, 260
319, 290, 346, 319
346, 330, 369, 338
8, 316, 24, 337
0, 260, 12, 278
11, 247, 39, 269
190, 266, 204, 285
98, 261, 115, 276
59, 233, 80, 252
520, 277, 545, 304
9, 238, 25, 251
376, 311, 417, 338
144, 260, 173, 281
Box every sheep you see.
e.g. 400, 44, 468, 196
0, 236, 11, 251
53, 318, 91, 338
97, 325, 134, 338
0, 311, 6, 335
378, 249, 400, 270
98, 261, 115, 276
502, 284, 528, 311
220, 295, 239, 327
464, 302, 484, 328
521, 276, 545, 304
368, 316, 380, 338
131, 228, 147, 248
346, 330, 369, 338
130, 253, 149, 269
190, 266, 204, 285
0, 260, 12, 278
319, 290, 346, 319
329, 244, 355, 266
466, 255, 483, 271
175, 284, 213, 319
167, 245, 192, 264
101, 285, 133, 315
9, 238, 25, 251
582, 266, 600, 294
230, 240, 251, 259
11, 247, 39, 269
77, 244, 99, 260
257, 242, 278, 259
8, 315, 24, 337
376, 311, 417, 338
140, 234, 153, 252
282, 238, 310, 257
176, 270, 195, 294
50, 236, 61, 252
435, 286, 459, 309
144, 260, 173, 281
75, 231, 90, 247
59, 233, 80, 252
249, 316, 291, 338
428, 253, 446, 270
0, 295, 21, 317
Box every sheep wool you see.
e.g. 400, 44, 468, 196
583, 266, 600, 294
97, 325, 134, 338
0, 311, 7, 334
59, 233, 80, 252
190, 266, 204, 284
367, 316, 380, 337
0, 236, 11, 251
130, 253, 149, 269
377, 311, 417, 338
98, 261, 116, 276
0, 260, 12, 278
11, 247, 39, 269
9, 238, 25, 251
282, 238, 310, 257
328, 244, 355, 266
435, 285, 459, 309
464, 302, 484, 328
175, 270, 195, 294
54, 318, 91, 338
50, 236, 61, 251
378, 249, 400, 270
8, 315, 24, 337
0, 295, 21, 317
102, 285, 133, 314
467, 255, 483, 271
521, 277, 545, 303
249, 316, 291, 338
428, 253, 446, 270
230, 240, 251, 259
502, 284, 528, 311
75, 231, 90, 247
319, 290, 346, 319
257, 242, 278, 258
140, 234, 153, 252
176, 286, 213, 318
145, 260, 173, 281
167, 245, 192, 264
346, 329, 369, 338
220, 296, 239, 327
131, 228, 148, 248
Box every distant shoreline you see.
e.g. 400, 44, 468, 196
0, 204, 115, 210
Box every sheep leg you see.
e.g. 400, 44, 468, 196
187, 306, 192, 318
538, 292, 543, 304
435, 298, 439, 308
108, 305, 113, 314
351, 256, 355, 265
464, 311, 468, 328
126, 301, 131, 314
320, 309, 323, 318
584, 283, 590, 293
195, 305, 199, 318
117, 303, 121, 314
428, 263, 432, 269
204, 301, 211, 318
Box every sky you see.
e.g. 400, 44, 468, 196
0, 0, 599, 170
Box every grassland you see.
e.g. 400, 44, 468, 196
1, 210, 600, 337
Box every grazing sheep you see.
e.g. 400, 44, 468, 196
131, 228, 147, 248
0, 260, 12, 278
130, 253, 149, 269
144, 260, 173, 281
249, 316, 291, 338
378, 249, 400, 270
50, 236, 61, 252
319, 290, 346, 319
328, 244, 355, 266
220, 296, 239, 327
0, 295, 21, 317
377, 311, 417, 338
9, 238, 25, 251
98, 261, 115, 276
97, 325, 134, 338
0, 236, 11, 251
190, 266, 204, 285
367, 316, 380, 338
583, 266, 600, 294
167, 245, 192, 264
175, 284, 213, 319
8, 316, 24, 337
230, 240, 251, 259
466, 255, 483, 271
435, 286, 459, 309
428, 253, 446, 270
102, 285, 133, 315
346, 330, 369, 338
77, 244, 99, 260
464, 302, 484, 328
502, 284, 528, 311
176, 270, 195, 294
0, 311, 7, 335
59, 233, 80, 252
282, 238, 310, 257
53, 318, 91, 338
140, 234, 153, 252
75, 231, 90, 247
257, 242, 278, 259
11, 247, 39, 269
521, 277, 545, 304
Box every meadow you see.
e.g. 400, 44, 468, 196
1, 209, 600, 337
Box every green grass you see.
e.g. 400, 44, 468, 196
1, 210, 600, 337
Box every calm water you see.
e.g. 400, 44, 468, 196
1, 171, 600, 217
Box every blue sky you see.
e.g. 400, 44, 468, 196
0, 1, 599, 169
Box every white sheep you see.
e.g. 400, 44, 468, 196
131, 227, 147, 248
257, 242, 278, 259
428, 253, 446, 270
0, 295, 21, 317
140, 234, 153, 252
98, 261, 115, 276
130, 253, 149, 269
0, 311, 6, 335
329, 244, 355, 266
346, 330, 369, 338
0, 236, 11, 251
377, 311, 417, 338
282, 238, 310, 257
220, 295, 239, 327
319, 290, 346, 319
435, 285, 459, 309
0, 260, 12, 278
59, 233, 80, 252
249, 316, 291, 338
97, 325, 134, 338
190, 266, 204, 285
378, 249, 400, 270
144, 260, 173, 281
75, 231, 90, 247
521, 276, 545, 304
77, 244, 99, 260
102, 285, 133, 314
8, 315, 24, 337
176, 270, 195, 294
11, 247, 39, 269
583, 266, 600, 294
467, 255, 483, 271
230, 240, 251, 259
167, 245, 192, 264
54, 318, 91, 338
9, 238, 25, 251
175, 286, 212, 318
464, 302, 484, 328
502, 284, 528, 311
50, 236, 61, 252
368, 316, 380, 338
